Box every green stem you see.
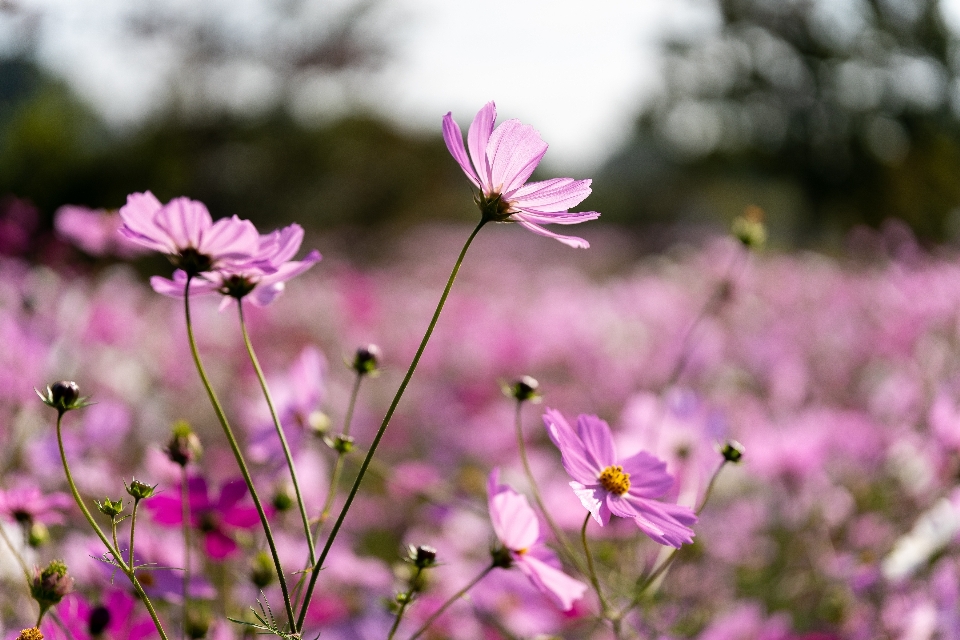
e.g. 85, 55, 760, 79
387, 566, 424, 640
238, 302, 316, 566
181, 466, 191, 640
580, 513, 617, 635
407, 564, 493, 640
296, 220, 487, 632
129, 500, 140, 569
183, 277, 295, 631
56, 413, 170, 640
513, 400, 586, 575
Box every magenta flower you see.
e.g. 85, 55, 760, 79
118, 192, 260, 275
38, 590, 158, 640
150, 223, 321, 308
543, 408, 697, 548
487, 469, 587, 611
145, 476, 260, 560
443, 101, 600, 248
0, 485, 71, 526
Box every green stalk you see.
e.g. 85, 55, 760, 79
407, 564, 493, 640
580, 513, 620, 637
513, 400, 586, 575
296, 220, 487, 632
387, 565, 424, 640
129, 501, 140, 569
56, 413, 169, 640
183, 276, 295, 630
237, 302, 316, 566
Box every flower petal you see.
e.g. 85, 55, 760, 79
150, 271, 219, 299
576, 414, 618, 469
154, 197, 212, 251
488, 469, 540, 551
118, 191, 166, 251
198, 215, 260, 263
620, 450, 675, 498
509, 178, 594, 213
487, 119, 547, 195
467, 101, 497, 191
511, 216, 590, 249
443, 112, 481, 189
514, 554, 588, 611
620, 495, 697, 548
570, 481, 608, 526
204, 529, 238, 560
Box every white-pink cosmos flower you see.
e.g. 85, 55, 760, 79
443, 101, 600, 249
487, 469, 587, 611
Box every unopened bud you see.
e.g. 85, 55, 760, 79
27, 522, 49, 548
37, 381, 90, 414
95, 497, 125, 519
350, 345, 381, 376
164, 421, 202, 467
504, 376, 541, 403
30, 559, 73, 608
271, 487, 293, 512
732, 205, 767, 249
407, 544, 437, 569
250, 551, 275, 588
125, 479, 156, 502
185, 612, 210, 640
327, 434, 354, 454
719, 440, 745, 464
307, 411, 331, 437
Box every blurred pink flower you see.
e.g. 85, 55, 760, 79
38, 590, 158, 640
118, 192, 259, 274
54, 205, 148, 258
150, 223, 321, 308
145, 476, 260, 560
544, 408, 697, 547
487, 469, 587, 611
443, 101, 599, 248
0, 485, 71, 526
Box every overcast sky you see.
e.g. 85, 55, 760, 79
2, 0, 716, 171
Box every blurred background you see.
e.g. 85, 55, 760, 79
4, 0, 960, 257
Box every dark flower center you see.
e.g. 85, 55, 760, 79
173, 248, 213, 277
199, 511, 220, 533
475, 192, 514, 223
12, 509, 31, 524
219, 274, 257, 299
598, 465, 631, 495
88, 605, 111, 635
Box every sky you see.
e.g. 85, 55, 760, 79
1, 0, 716, 171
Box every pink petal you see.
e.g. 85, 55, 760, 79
220, 505, 261, 529
487, 469, 540, 551
509, 178, 594, 213
511, 216, 591, 249
543, 407, 575, 449
514, 208, 601, 225
576, 414, 617, 469
155, 197, 211, 250
621, 496, 697, 548
150, 271, 219, 299
570, 481, 607, 526
620, 450, 674, 498
118, 191, 166, 251
552, 420, 603, 484
467, 101, 497, 191
198, 215, 260, 262
442, 112, 481, 189
515, 554, 588, 611
217, 479, 248, 510
204, 529, 238, 559
486, 119, 547, 195
144, 494, 184, 525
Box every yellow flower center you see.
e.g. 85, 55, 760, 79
598, 465, 631, 495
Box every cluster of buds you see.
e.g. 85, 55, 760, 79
164, 420, 202, 467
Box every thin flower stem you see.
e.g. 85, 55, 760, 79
237, 302, 316, 567
181, 466, 191, 640
580, 513, 618, 636
407, 564, 494, 640
296, 220, 487, 632
56, 413, 170, 640
387, 566, 424, 640
292, 371, 365, 613
0, 521, 30, 579
129, 500, 140, 569
513, 401, 586, 575
183, 277, 295, 631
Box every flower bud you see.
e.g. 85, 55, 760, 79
96, 497, 125, 519
125, 479, 156, 502
307, 411, 331, 437
36, 381, 90, 414
164, 421, 202, 467
27, 522, 49, 548
719, 439, 745, 464
350, 345, 381, 376
30, 559, 74, 609
271, 487, 293, 512
88, 605, 110, 635
185, 612, 211, 640
327, 434, 354, 454
407, 544, 437, 569
250, 551, 275, 588
732, 205, 767, 250
504, 376, 541, 403
17, 629, 43, 640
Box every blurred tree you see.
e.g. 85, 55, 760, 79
597, 0, 960, 244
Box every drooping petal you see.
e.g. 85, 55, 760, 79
488, 469, 540, 551
216, 479, 248, 511
619, 495, 697, 548
514, 208, 602, 225
514, 553, 588, 611
118, 191, 165, 251
467, 101, 497, 191
486, 119, 548, 195
443, 112, 481, 189
570, 481, 608, 526
509, 178, 594, 213
576, 414, 618, 469
269, 224, 306, 265
620, 450, 675, 498
511, 216, 591, 249
150, 271, 220, 299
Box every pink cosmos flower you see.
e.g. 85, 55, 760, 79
442, 101, 600, 249
145, 476, 260, 560
543, 408, 697, 548
150, 223, 321, 308
487, 469, 587, 611
54, 205, 148, 258
118, 192, 260, 275
37, 590, 158, 640
0, 485, 71, 526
